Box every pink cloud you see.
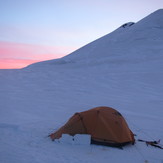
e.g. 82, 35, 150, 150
0, 41, 76, 69
0, 59, 39, 69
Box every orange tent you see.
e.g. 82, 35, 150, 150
50, 106, 135, 147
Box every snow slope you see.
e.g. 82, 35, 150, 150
0, 9, 163, 163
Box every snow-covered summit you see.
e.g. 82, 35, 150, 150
27, 9, 163, 69
63, 9, 163, 61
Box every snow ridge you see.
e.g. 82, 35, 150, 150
26, 9, 163, 70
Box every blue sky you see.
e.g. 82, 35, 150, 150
0, 0, 163, 68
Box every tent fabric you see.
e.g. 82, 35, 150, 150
50, 106, 135, 146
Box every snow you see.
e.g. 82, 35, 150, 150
58, 134, 91, 145
0, 9, 163, 163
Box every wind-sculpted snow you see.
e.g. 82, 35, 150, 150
0, 9, 163, 163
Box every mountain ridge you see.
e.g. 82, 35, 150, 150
26, 9, 163, 69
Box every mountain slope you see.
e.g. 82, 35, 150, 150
64, 9, 163, 61
27, 9, 163, 69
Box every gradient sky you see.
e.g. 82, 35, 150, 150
0, 0, 163, 69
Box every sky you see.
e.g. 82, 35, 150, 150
0, 0, 163, 69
